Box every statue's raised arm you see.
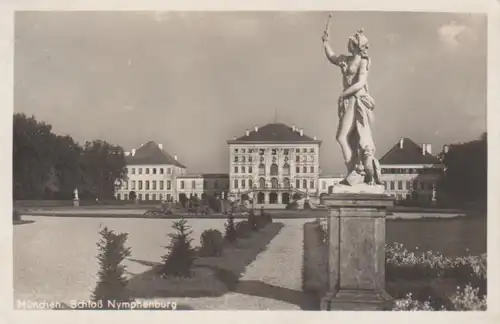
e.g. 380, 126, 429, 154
322, 14, 344, 66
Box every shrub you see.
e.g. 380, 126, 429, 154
393, 293, 441, 311
248, 209, 258, 231
235, 220, 252, 238
160, 218, 197, 278
224, 211, 237, 242
92, 226, 132, 306
199, 229, 224, 257
450, 284, 487, 310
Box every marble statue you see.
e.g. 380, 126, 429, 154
73, 188, 79, 200
322, 15, 383, 188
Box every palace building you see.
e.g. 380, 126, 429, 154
176, 173, 230, 201
226, 123, 322, 207
115, 141, 187, 202
379, 137, 445, 202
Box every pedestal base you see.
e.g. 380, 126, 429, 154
73, 199, 79, 207
321, 289, 393, 311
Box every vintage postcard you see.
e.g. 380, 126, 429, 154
2, 1, 499, 324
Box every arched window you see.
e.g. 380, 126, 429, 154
270, 164, 278, 176
259, 177, 266, 189
283, 163, 290, 176
303, 179, 307, 189
283, 177, 290, 189
271, 178, 278, 189
259, 164, 266, 176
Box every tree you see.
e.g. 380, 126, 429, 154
160, 219, 196, 278
13, 113, 58, 199
92, 226, 132, 306
179, 193, 188, 208
224, 206, 237, 242
441, 133, 487, 203
80, 140, 127, 199
129, 191, 137, 201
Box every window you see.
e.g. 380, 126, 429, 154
303, 166, 307, 173
398, 181, 403, 190
295, 148, 300, 153
284, 149, 289, 155
124, 194, 128, 200
310, 148, 315, 153
242, 166, 246, 173
152, 194, 156, 201
234, 156, 239, 162
296, 166, 300, 173
180, 181, 185, 189
406, 181, 412, 190
272, 149, 277, 155
124, 182, 128, 190
138, 180, 143, 190
234, 148, 239, 153
131, 168, 136, 174
192, 180, 196, 189
146, 168, 150, 174
152, 181, 157, 190
296, 179, 300, 188
167, 168, 172, 175
234, 166, 238, 173
160, 168, 164, 174
145, 194, 149, 201
160, 181, 164, 190
249, 166, 253, 173
241, 179, 246, 189
131, 180, 136, 190
249, 179, 253, 188
259, 149, 264, 155
249, 156, 253, 162
242, 149, 246, 153
283, 178, 290, 188
282, 164, 290, 176
390, 181, 395, 190
322, 181, 326, 190
310, 166, 315, 173
303, 179, 307, 189
138, 168, 143, 175
258, 164, 265, 175
241, 156, 246, 163
296, 156, 300, 162
153, 168, 157, 174
167, 180, 172, 190
138, 194, 142, 200
259, 178, 265, 189
249, 149, 253, 153
234, 180, 239, 189
270, 164, 278, 176
302, 148, 307, 153
310, 181, 315, 189
145, 181, 150, 190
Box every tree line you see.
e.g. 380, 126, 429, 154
439, 132, 487, 204
13, 113, 127, 200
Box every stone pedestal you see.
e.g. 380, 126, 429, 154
320, 193, 394, 310
73, 198, 80, 207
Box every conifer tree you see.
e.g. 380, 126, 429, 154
161, 218, 197, 278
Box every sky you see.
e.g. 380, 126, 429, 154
14, 11, 487, 174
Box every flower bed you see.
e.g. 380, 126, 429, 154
303, 219, 487, 311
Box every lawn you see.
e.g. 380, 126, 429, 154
13, 214, 486, 309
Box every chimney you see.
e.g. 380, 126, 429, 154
399, 137, 404, 149
254, 125, 259, 132
245, 129, 250, 136
233, 136, 237, 140
426, 144, 432, 155
299, 129, 304, 136
313, 136, 317, 140
131, 149, 136, 156
421, 144, 426, 155
292, 124, 296, 131
443, 144, 450, 154
174, 154, 178, 161
158, 143, 163, 150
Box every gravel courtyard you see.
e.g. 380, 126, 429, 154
13, 214, 486, 310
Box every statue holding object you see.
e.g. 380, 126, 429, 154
322, 15, 383, 187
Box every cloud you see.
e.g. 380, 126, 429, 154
437, 21, 472, 49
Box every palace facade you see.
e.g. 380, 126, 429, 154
226, 123, 322, 207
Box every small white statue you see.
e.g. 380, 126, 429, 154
73, 188, 79, 200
